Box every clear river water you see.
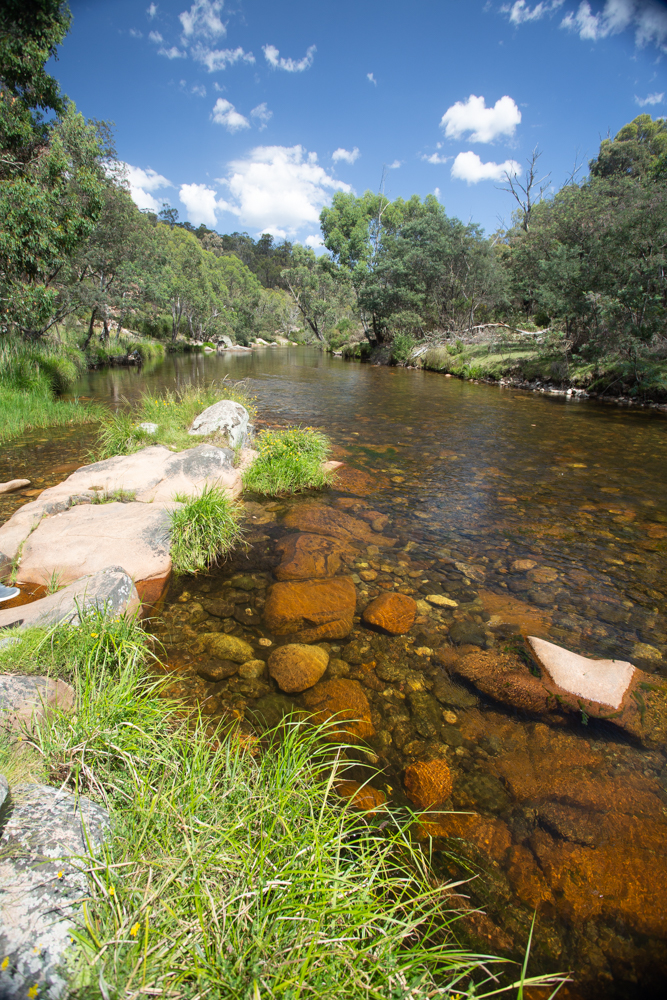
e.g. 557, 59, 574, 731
1, 346, 666, 998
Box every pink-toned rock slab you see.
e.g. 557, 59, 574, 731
0, 480, 30, 495
15, 504, 173, 588
528, 636, 635, 710
0, 566, 140, 631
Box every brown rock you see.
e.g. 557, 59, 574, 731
268, 643, 329, 692
527, 566, 559, 584
415, 811, 512, 863
282, 503, 395, 547
362, 593, 416, 635
404, 758, 453, 809
274, 533, 345, 581
301, 678, 374, 740
332, 466, 379, 496
263, 577, 356, 643
511, 559, 537, 572
452, 650, 551, 713
195, 658, 238, 681
336, 780, 387, 813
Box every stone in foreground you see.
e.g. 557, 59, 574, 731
268, 643, 329, 692
263, 577, 357, 643
200, 633, 255, 664
404, 759, 453, 810
0, 784, 109, 999
188, 400, 250, 448
274, 533, 347, 581
0, 676, 74, 732
282, 504, 396, 547
0, 567, 140, 632
0, 480, 30, 495
362, 593, 417, 635
527, 635, 634, 709
301, 678, 374, 741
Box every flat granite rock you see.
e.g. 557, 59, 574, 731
0, 480, 30, 495
188, 400, 249, 448
527, 635, 635, 710
0, 676, 75, 732
0, 784, 109, 999
14, 503, 173, 589
0, 567, 140, 632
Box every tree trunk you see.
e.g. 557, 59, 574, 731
83, 307, 98, 349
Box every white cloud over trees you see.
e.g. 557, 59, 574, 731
450, 151, 521, 183
121, 164, 173, 212
179, 182, 225, 226
440, 94, 521, 143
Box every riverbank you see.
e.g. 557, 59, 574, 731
341, 338, 667, 412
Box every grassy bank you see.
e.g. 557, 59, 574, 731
0, 339, 104, 444
242, 426, 333, 496
0, 614, 564, 998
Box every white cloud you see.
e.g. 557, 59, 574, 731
149, 30, 163, 43
501, 1, 564, 24
441, 94, 521, 143
451, 151, 521, 184
332, 147, 360, 164
191, 83, 207, 97
159, 45, 186, 59
147, 3, 158, 18
387, 160, 402, 169
251, 103, 272, 129
179, 1, 226, 41
367, 72, 377, 85
129, 28, 143, 39
193, 44, 254, 71
561, 1, 667, 52
121, 163, 173, 212
635, 90, 664, 105
179, 182, 226, 227
304, 234, 324, 249
217, 145, 352, 234
422, 152, 451, 164
211, 98, 250, 132
263, 43, 316, 72
434, 187, 442, 199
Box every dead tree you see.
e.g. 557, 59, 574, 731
498, 148, 551, 232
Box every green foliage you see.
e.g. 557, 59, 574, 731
169, 484, 244, 575
95, 380, 256, 459
281, 245, 355, 344
589, 114, 667, 180
243, 426, 333, 496
390, 331, 415, 364
89, 487, 137, 504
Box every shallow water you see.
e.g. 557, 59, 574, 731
3, 347, 667, 997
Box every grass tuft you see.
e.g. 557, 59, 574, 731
242, 426, 333, 496
94, 380, 256, 459
169, 484, 244, 575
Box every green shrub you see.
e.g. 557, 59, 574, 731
341, 341, 372, 361
242, 426, 333, 496
169, 484, 244, 575
390, 331, 416, 364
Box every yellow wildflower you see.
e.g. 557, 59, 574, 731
28, 986, 39, 999
1, 957, 9, 971
90, 633, 98, 638
130, 922, 140, 937
108, 886, 115, 896
57, 870, 64, 879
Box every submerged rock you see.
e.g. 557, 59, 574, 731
336, 780, 387, 812
200, 633, 255, 663
268, 643, 329, 692
263, 577, 356, 643
301, 678, 374, 740
282, 504, 395, 547
0, 784, 109, 1000
362, 593, 416, 635
0, 567, 140, 632
403, 758, 453, 809
274, 533, 346, 581
188, 400, 250, 448
0, 480, 30, 495
0, 676, 75, 732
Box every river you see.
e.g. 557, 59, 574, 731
2, 346, 666, 997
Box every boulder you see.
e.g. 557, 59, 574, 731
362, 593, 417, 635
403, 759, 453, 809
274, 533, 346, 581
0, 567, 140, 632
14, 503, 173, 589
336, 780, 387, 813
188, 400, 249, 448
0, 480, 30, 495
238, 659, 266, 680
331, 466, 381, 497
247, 692, 303, 730
263, 577, 357, 643
268, 643, 329, 692
301, 678, 374, 740
449, 620, 487, 647
200, 632, 255, 663
137, 422, 158, 434
282, 504, 395, 547
0, 784, 109, 999
0, 676, 75, 732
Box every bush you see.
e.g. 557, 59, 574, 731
242, 426, 333, 496
390, 332, 416, 364
169, 485, 244, 575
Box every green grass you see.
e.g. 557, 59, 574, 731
242, 427, 333, 497
0, 336, 103, 443
95, 380, 257, 459
0, 613, 566, 998
169, 484, 244, 575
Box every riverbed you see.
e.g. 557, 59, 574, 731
2, 346, 666, 997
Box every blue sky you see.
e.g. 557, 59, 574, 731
53, 1, 667, 243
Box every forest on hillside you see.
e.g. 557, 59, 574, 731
1, 1, 666, 395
